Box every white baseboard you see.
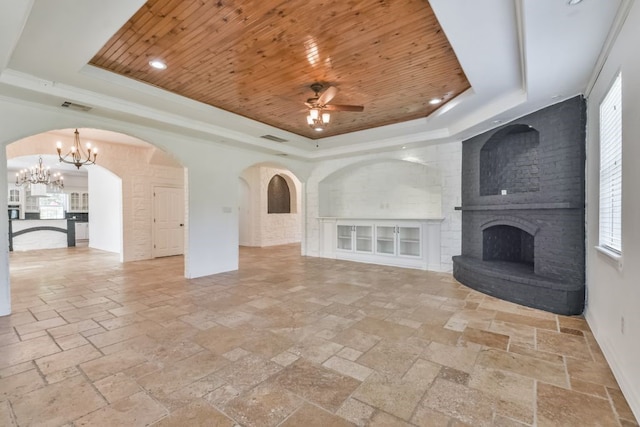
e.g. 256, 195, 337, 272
585, 309, 640, 422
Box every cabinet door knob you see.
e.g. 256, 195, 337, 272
179, 224, 184, 227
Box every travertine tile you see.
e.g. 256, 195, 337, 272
419, 378, 495, 426
477, 348, 568, 387
152, 400, 235, 426
75, 391, 167, 426
280, 403, 356, 427
274, 359, 361, 412
336, 398, 376, 426
537, 382, 618, 426
225, 382, 303, 427
93, 372, 142, 403
323, 355, 373, 381
35, 344, 102, 375
352, 359, 440, 420
0, 335, 61, 369
4, 245, 637, 426
215, 353, 282, 392
138, 350, 228, 398
566, 357, 620, 389
0, 368, 44, 401
11, 376, 106, 426
468, 366, 534, 424
536, 329, 592, 360
0, 400, 16, 427
80, 348, 148, 381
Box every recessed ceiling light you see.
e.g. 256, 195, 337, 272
149, 60, 167, 70
567, 0, 583, 5
402, 146, 407, 149
429, 98, 442, 105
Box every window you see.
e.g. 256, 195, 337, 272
599, 73, 622, 254
267, 174, 291, 214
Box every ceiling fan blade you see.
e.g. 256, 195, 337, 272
317, 85, 338, 106
324, 104, 364, 112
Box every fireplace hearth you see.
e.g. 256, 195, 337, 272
453, 97, 586, 315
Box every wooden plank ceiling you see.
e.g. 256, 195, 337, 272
90, 0, 470, 140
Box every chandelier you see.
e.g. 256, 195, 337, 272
56, 128, 98, 169
306, 108, 331, 132
15, 156, 64, 190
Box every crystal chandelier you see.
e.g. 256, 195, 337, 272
306, 108, 331, 132
56, 128, 98, 169
15, 156, 64, 189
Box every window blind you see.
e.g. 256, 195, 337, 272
599, 73, 622, 254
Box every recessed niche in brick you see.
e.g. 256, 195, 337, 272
480, 124, 540, 196
483, 225, 534, 267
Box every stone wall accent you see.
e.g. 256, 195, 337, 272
453, 96, 586, 314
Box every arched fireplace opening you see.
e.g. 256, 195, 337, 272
483, 225, 534, 269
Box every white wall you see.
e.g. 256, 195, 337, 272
305, 141, 461, 272
0, 99, 311, 315
239, 165, 302, 247
319, 159, 442, 218
238, 177, 252, 246
585, 1, 640, 420
88, 166, 122, 257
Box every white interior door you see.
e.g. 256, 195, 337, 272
153, 186, 184, 257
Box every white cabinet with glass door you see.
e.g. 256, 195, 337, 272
67, 191, 89, 212
336, 222, 374, 254
321, 218, 444, 271
375, 223, 421, 258
8, 188, 21, 204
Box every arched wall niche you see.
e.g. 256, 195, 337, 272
318, 158, 442, 218
267, 174, 291, 214
479, 124, 540, 196
239, 162, 302, 247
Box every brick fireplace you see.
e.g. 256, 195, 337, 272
453, 96, 586, 315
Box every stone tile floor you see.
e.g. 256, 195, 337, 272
1, 244, 637, 426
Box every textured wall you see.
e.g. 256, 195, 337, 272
240, 165, 301, 247
455, 96, 586, 314
306, 142, 461, 272
319, 160, 442, 218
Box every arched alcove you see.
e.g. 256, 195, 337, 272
267, 174, 291, 214
318, 159, 442, 218
480, 124, 540, 196
239, 163, 302, 247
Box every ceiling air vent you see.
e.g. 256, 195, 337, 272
260, 134, 288, 143
61, 101, 92, 112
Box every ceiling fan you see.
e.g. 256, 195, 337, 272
304, 83, 364, 131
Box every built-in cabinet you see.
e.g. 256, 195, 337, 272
68, 191, 89, 212
75, 222, 89, 240
24, 189, 39, 212
320, 218, 444, 271
8, 188, 21, 203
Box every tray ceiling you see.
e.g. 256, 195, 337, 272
89, 0, 470, 139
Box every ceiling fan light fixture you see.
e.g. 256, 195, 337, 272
429, 98, 442, 105
322, 112, 331, 123
314, 127, 324, 132
306, 115, 314, 125
309, 108, 320, 120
